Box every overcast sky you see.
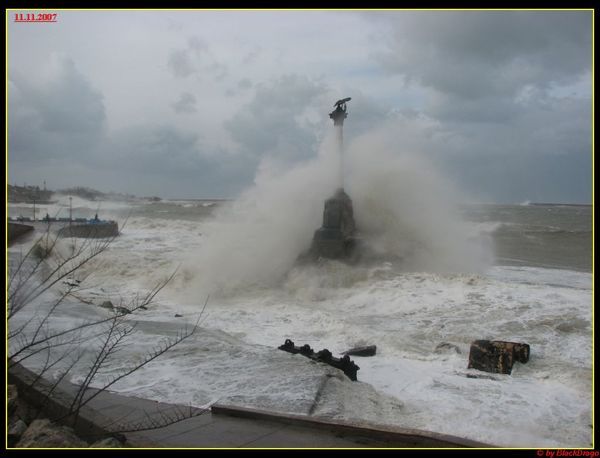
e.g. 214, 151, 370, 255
8, 10, 592, 202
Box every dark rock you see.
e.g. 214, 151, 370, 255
89, 437, 124, 448
299, 344, 314, 356
8, 384, 18, 415
343, 345, 377, 357
9, 419, 28, 437
63, 278, 81, 287
31, 241, 52, 259
468, 340, 530, 375
174, 313, 183, 317
16, 419, 89, 447
8, 418, 28, 446
114, 306, 131, 315
316, 348, 333, 361
434, 342, 461, 354
278, 339, 360, 381
465, 373, 501, 381
99, 301, 114, 310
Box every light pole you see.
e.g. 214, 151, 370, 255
32, 187, 37, 222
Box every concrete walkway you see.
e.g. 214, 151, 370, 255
90, 391, 386, 447
82, 389, 488, 448
9, 362, 490, 448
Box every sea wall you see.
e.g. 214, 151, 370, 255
8, 362, 113, 443
8, 222, 34, 244
58, 222, 119, 238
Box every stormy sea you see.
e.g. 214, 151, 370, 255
7, 140, 592, 447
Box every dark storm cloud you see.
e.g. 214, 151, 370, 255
7, 11, 592, 202
8, 57, 106, 164
365, 10, 592, 202
94, 125, 254, 197
224, 75, 328, 163
172, 92, 198, 114
7, 56, 246, 197
376, 11, 591, 99
443, 149, 592, 204
101, 125, 203, 174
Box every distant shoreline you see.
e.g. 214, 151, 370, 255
528, 203, 592, 207
7, 197, 589, 207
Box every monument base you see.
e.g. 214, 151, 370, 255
311, 227, 356, 259
309, 188, 357, 260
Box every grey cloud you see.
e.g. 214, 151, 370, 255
360, 11, 592, 202
224, 75, 328, 162
341, 92, 393, 141
100, 125, 203, 175
238, 78, 252, 90
225, 79, 253, 98
167, 35, 228, 80
342, 90, 591, 204
167, 49, 195, 78
96, 127, 254, 197
172, 92, 198, 114
8, 11, 591, 202
442, 149, 592, 204
9, 58, 106, 164
426, 91, 521, 123
7, 55, 250, 198
374, 11, 591, 101
242, 45, 261, 65
189, 35, 228, 80
188, 35, 208, 54
38, 59, 105, 133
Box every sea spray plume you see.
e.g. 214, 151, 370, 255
178, 133, 341, 297
177, 124, 494, 298
345, 125, 494, 273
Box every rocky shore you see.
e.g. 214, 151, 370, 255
8, 384, 125, 448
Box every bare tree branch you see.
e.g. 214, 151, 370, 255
8, 214, 211, 435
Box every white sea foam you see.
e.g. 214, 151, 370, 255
175, 128, 494, 298
9, 235, 591, 446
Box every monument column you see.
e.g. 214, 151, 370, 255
308, 97, 357, 260
329, 98, 350, 190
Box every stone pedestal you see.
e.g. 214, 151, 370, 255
310, 188, 357, 259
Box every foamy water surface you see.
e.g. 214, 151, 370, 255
8, 199, 592, 447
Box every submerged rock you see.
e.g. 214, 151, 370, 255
278, 339, 360, 381
343, 345, 377, 357
434, 342, 461, 355
99, 301, 114, 310
467, 340, 530, 375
